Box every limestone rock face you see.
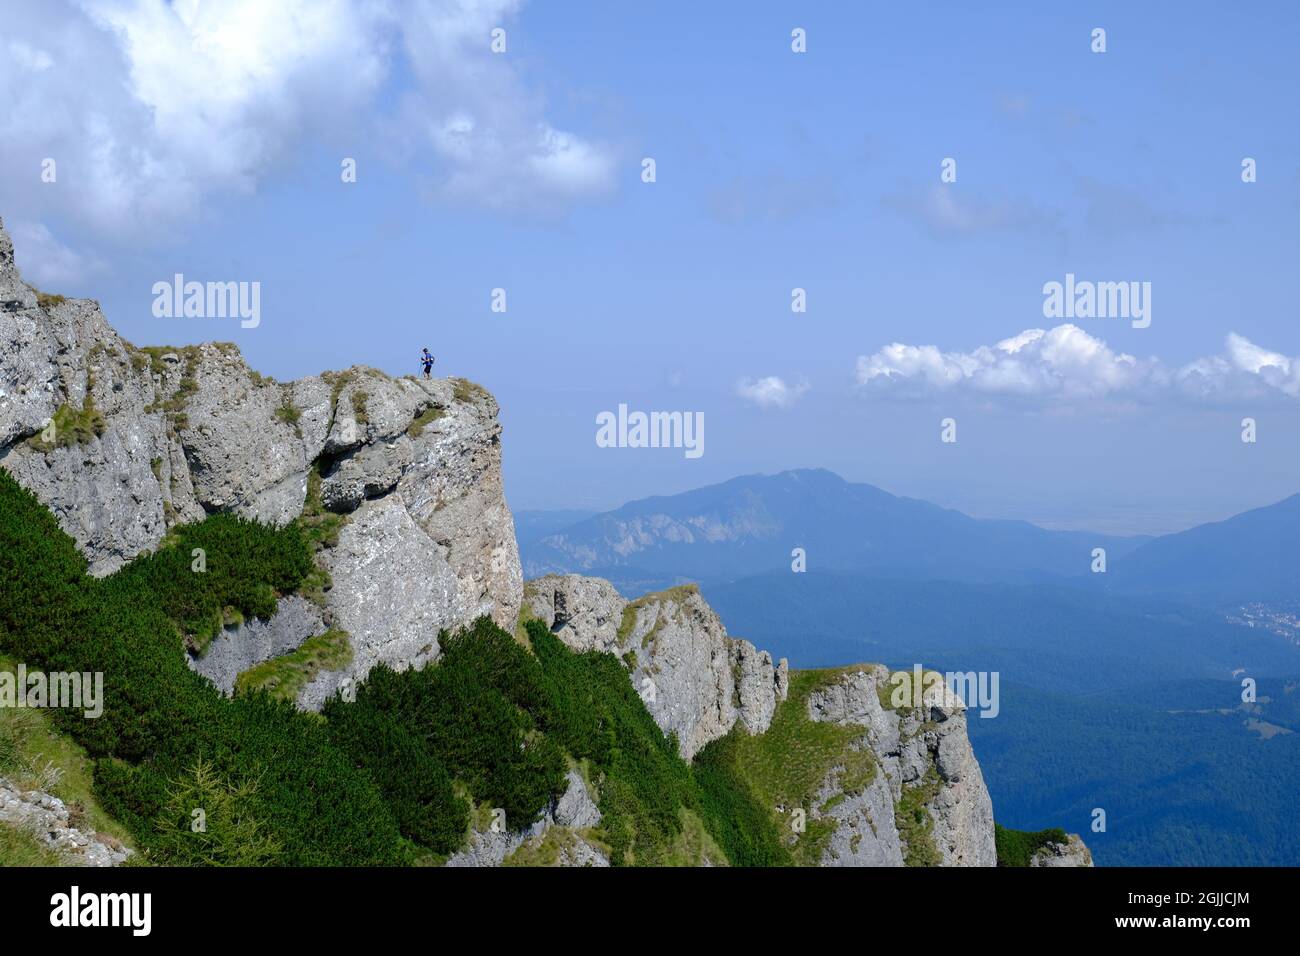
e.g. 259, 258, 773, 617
523, 573, 625, 653
445, 769, 607, 868
814, 759, 904, 867
1031, 833, 1094, 867
297, 494, 460, 710
188, 595, 327, 695
0, 216, 522, 702
524, 574, 788, 760
0, 777, 132, 866
806, 666, 997, 867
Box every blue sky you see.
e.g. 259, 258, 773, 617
4, 1, 1298, 533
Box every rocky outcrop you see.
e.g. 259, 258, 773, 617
524, 574, 788, 759
0, 777, 132, 866
187, 596, 328, 695
445, 769, 608, 868
0, 216, 521, 707
806, 666, 997, 867
1031, 833, 1094, 867
813, 756, 905, 867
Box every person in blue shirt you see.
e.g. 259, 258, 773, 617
420, 348, 435, 379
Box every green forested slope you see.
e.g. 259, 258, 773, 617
0, 467, 783, 866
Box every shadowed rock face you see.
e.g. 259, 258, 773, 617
524, 573, 789, 760
0, 215, 522, 705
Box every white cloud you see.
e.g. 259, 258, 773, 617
737, 375, 809, 409
395, 0, 617, 210
9, 220, 102, 287
855, 324, 1300, 403
0, 0, 617, 274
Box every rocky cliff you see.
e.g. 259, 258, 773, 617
804, 665, 996, 866
523, 574, 789, 760
0, 216, 520, 706
523, 574, 1095, 868
0, 217, 1087, 868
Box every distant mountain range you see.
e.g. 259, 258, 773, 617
521, 468, 1151, 594
520, 468, 1300, 607
1110, 493, 1300, 602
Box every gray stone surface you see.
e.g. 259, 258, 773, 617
187, 595, 327, 695
1031, 833, 1094, 867
524, 574, 789, 760
814, 757, 905, 867
297, 494, 460, 711
524, 574, 626, 653
0, 777, 132, 866
0, 216, 523, 704
807, 666, 998, 867
444, 770, 605, 868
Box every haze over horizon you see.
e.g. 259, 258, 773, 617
517, 464, 1295, 539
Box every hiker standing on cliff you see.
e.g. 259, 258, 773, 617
420, 347, 434, 379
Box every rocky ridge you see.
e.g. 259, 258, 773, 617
523, 573, 789, 759
804, 665, 996, 867
0, 216, 520, 706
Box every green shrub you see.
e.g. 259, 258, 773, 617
528, 620, 700, 865
110, 511, 314, 653
322, 696, 468, 852
338, 620, 567, 830
150, 757, 282, 866
0, 467, 404, 866
995, 823, 1069, 867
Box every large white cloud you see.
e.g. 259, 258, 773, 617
855, 324, 1300, 403
0, 0, 617, 272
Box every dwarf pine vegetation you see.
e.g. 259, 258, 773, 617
1, 467, 1037, 867
0, 468, 779, 865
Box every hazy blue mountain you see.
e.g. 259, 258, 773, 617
1111, 493, 1300, 603
522, 468, 1148, 593
513, 508, 598, 553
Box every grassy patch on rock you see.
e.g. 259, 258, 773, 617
407, 405, 445, 438
896, 765, 944, 866
26, 398, 106, 451
693, 667, 878, 866
234, 629, 352, 702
